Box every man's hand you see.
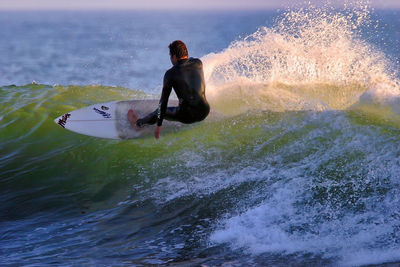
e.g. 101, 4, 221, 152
155, 126, 162, 139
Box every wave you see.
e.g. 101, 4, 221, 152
2, 3, 400, 265
0, 84, 155, 219
203, 4, 400, 119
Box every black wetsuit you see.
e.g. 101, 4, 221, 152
137, 57, 210, 127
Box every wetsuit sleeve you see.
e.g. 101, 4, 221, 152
156, 70, 173, 126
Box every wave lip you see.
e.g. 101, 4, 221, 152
203, 5, 399, 115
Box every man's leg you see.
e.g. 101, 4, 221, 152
128, 108, 158, 130
132, 106, 181, 128
135, 109, 158, 127
163, 107, 181, 122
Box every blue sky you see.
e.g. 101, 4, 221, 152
0, 0, 399, 10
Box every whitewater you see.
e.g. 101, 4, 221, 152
1, 4, 400, 266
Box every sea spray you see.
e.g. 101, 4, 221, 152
203, 2, 399, 114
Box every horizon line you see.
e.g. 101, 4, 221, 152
1, 1, 400, 12
1, 5, 400, 11
1, 7, 399, 12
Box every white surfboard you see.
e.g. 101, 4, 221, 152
54, 99, 180, 139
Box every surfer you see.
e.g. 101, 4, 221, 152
128, 40, 210, 139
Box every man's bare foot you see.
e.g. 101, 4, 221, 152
127, 109, 141, 131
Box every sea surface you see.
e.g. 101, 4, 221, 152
1, 5, 400, 267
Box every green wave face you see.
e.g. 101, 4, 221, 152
1, 83, 400, 266
1, 83, 399, 212
1, 84, 155, 217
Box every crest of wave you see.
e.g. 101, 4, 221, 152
203, 3, 397, 114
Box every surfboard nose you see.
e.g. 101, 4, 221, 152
54, 113, 71, 128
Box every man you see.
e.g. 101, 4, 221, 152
128, 40, 210, 139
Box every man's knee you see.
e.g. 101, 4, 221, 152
136, 118, 145, 128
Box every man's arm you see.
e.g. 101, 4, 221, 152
154, 125, 162, 139
155, 70, 173, 139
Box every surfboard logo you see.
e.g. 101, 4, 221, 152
57, 113, 71, 128
101, 105, 109, 111
93, 107, 111, 118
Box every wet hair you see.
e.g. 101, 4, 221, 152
168, 40, 188, 59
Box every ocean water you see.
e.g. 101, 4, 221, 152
1, 5, 400, 267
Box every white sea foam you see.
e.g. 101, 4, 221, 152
141, 107, 400, 264
340, 248, 400, 266
138, 99, 400, 265
205, 107, 400, 263
202, 4, 400, 114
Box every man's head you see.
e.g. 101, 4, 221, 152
169, 40, 188, 65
